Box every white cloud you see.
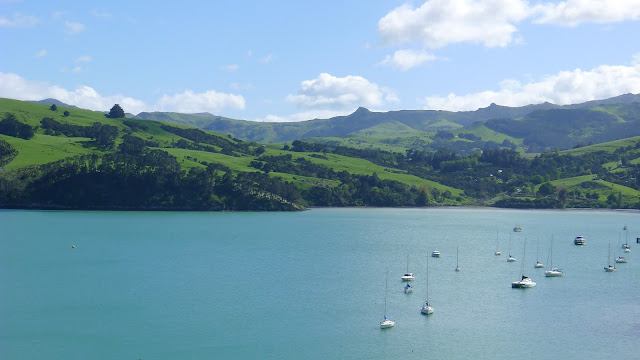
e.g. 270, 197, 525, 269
0, 72, 147, 114
35, 49, 47, 57
378, 0, 640, 49
255, 109, 354, 123
71, 66, 84, 73
65, 21, 85, 34
286, 73, 398, 111
533, 0, 640, 26
421, 63, 640, 111
633, 52, 640, 65
260, 54, 275, 64
220, 64, 239, 71
378, 0, 531, 48
0, 12, 40, 27
247, 50, 253, 57
156, 90, 246, 113
75, 55, 92, 63
0, 72, 246, 115
379, 49, 437, 70
91, 9, 112, 19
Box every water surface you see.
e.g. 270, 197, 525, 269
1, 208, 639, 359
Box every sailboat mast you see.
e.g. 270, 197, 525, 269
550, 236, 553, 268
384, 271, 388, 317
426, 254, 430, 302
521, 240, 527, 276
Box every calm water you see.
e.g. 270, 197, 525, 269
1, 208, 639, 359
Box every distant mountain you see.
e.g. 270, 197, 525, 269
30, 98, 79, 109
134, 93, 640, 144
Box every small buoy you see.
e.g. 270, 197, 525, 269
72, 245, 75, 248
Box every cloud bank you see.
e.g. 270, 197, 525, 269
422, 63, 640, 111
379, 49, 437, 70
0, 72, 246, 115
286, 73, 398, 110
379, 0, 640, 48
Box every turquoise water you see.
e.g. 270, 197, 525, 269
1, 208, 639, 359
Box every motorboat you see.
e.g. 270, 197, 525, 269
401, 272, 415, 281
431, 250, 441, 257
574, 235, 586, 245
512, 275, 536, 288
404, 283, 413, 293
507, 254, 517, 262
615, 256, 628, 263
513, 225, 522, 232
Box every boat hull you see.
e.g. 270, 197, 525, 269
380, 320, 395, 328
421, 306, 433, 315
544, 270, 563, 277
604, 266, 617, 272
512, 279, 536, 288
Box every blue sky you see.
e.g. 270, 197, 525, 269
2, 0, 640, 121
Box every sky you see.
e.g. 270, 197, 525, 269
1, 0, 640, 122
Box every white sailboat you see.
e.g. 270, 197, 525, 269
534, 238, 544, 268
455, 246, 461, 272
616, 232, 628, 263
604, 244, 617, 272
381, 271, 395, 328
622, 225, 631, 252
512, 240, 536, 288
495, 231, 501, 256
421, 254, 434, 315
544, 236, 563, 277
507, 235, 517, 262
401, 254, 415, 281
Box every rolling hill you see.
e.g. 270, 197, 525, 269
2, 97, 639, 211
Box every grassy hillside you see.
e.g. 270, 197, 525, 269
0, 98, 466, 209
2, 97, 639, 210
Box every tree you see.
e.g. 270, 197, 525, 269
49, 104, 57, 111
63, 110, 70, 117
107, 104, 125, 118
537, 182, 555, 197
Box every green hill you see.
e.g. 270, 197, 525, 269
2, 97, 640, 211
0, 98, 464, 210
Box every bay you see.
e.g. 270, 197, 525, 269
1, 208, 639, 359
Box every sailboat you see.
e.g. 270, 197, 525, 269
545, 236, 563, 277
507, 235, 517, 262
534, 238, 544, 268
380, 271, 395, 328
604, 244, 617, 272
455, 246, 461, 271
401, 254, 415, 281
512, 240, 536, 288
622, 225, 631, 252
495, 231, 501, 256
616, 232, 628, 263
421, 254, 434, 315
